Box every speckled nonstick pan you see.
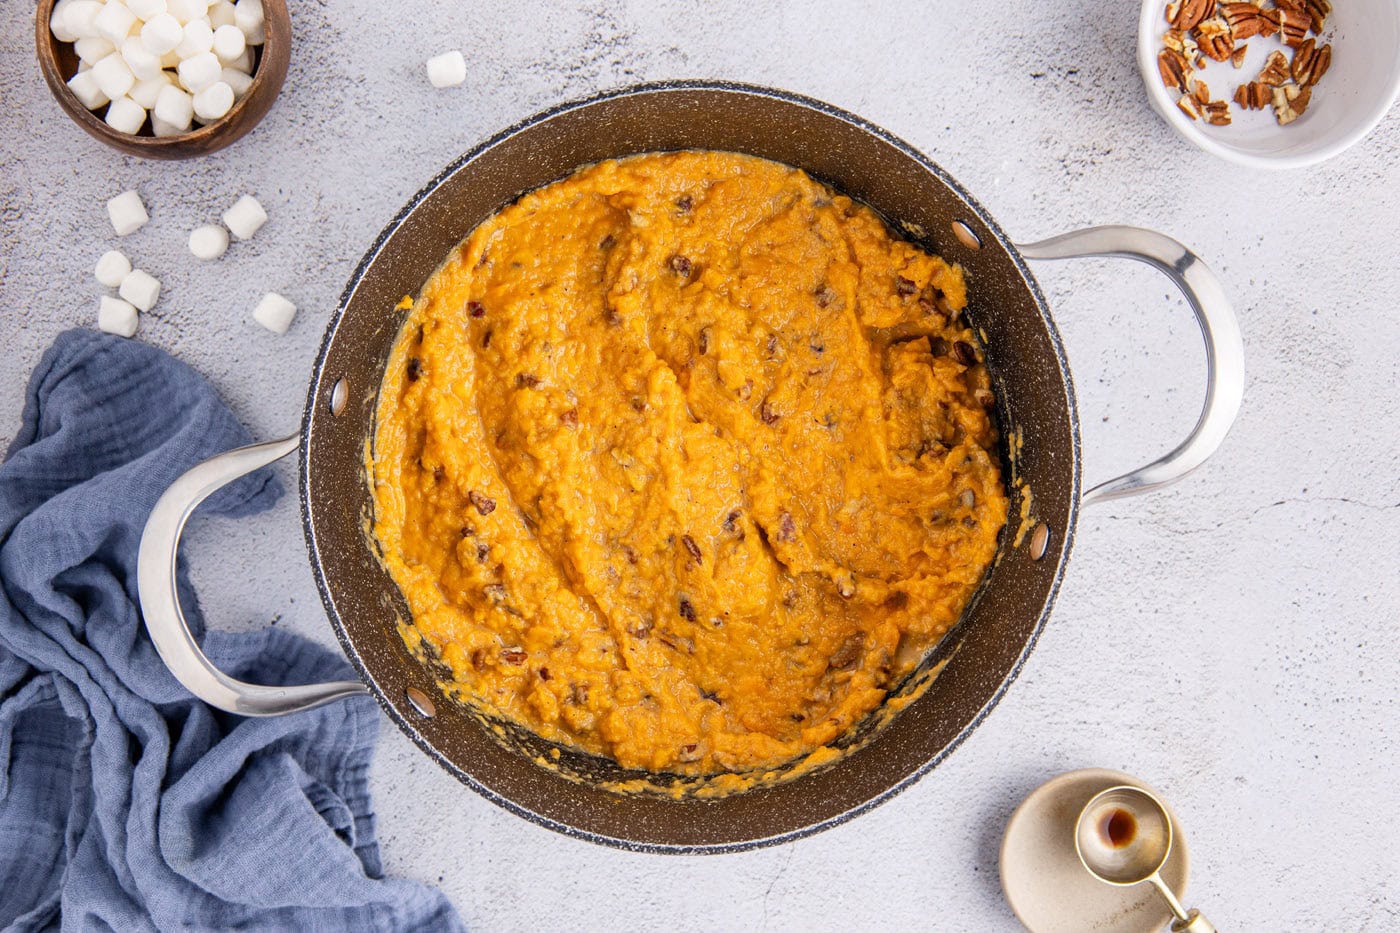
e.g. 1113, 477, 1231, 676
137, 81, 1243, 853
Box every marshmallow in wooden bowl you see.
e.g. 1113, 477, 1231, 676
46, 0, 266, 138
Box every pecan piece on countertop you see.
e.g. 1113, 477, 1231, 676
1220, 2, 1265, 40
468, 490, 496, 515
1194, 18, 1234, 62
1257, 50, 1292, 86
1291, 38, 1332, 87
1158, 47, 1191, 92
1166, 0, 1212, 31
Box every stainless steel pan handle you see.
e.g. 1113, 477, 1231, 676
1016, 225, 1245, 506
136, 433, 369, 716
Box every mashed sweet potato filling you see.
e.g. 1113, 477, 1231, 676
372, 151, 1007, 776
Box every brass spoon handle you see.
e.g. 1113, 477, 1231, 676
1148, 874, 1217, 933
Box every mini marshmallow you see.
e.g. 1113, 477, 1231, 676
119, 269, 161, 312
104, 96, 146, 135
106, 190, 149, 236
221, 67, 252, 99
129, 72, 170, 109
174, 19, 214, 58
225, 47, 254, 74
153, 83, 193, 129
91, 52, 135, 101
67, 69, 110, 110
188, 224, 228, 260
425, 50, 466, 89
234, 0, 264, 45
167, 0, 207, 23
50, 0, 79, 43
208, 0, 236, 28
63, 1, 104, 41
212, 24, 245, 62
93, 2, 137, 45
127, 0, 168, 19
74, 36, 115, 65
140, 13, 184, 55
177, 51, 220, 92
252, 292, 295, 334
222, 194, 266, 240
152, 116, 184, 136
94, 250, 132, 288
121, 36, 163, 81
192, 81, 233, 122
98, 296, 139, 338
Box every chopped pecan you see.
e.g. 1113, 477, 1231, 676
777, 510, 797, 542
1192, 80, 1212, 107
470, 648, 486, 671
697, 326, 711, 354
1257, 50, 1292, 86
538, 666, 551, 681
599, 233, 616, 250
952, 340, 976, 366
468, 490, 496, 515
669, 254, 693, 277
1275, 6, 1310, 47
681, 534, 702, 565
1162, 28, 1197, 56
759, 399, 780, 424
1291, 39, 1331, 86
895, 276, 917, 297
1231, 44, 1248, 69
1158, 48, 1191, 92
500, 647, 527, 665
1177, 94, 1202, 121
1303, 0, 1330, 34
677, 594, 696, 622
677, 743, 703, 763
515, 373, 539, 389
829, 632, 866, 671
1195, 18, 1233, 62
406, 357, 423, 381
560, 408, 578, 427
467, 300, 485, 318
974, 388, 995, 408
1272, 83, 1312, 125
483, 583, 507, 602
814, 284, 837, 308
1233, 81, 1272, 110
1167, 0, 1211, 31
1220, 2, 1265, 40
675, 194, 693, 212
1202, 100, 1232, 125
722, 509, 741, 532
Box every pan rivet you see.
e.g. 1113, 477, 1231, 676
405, 686, 436, 718
329, 377, 348, 416
952, 220, 982, 251
1030, 522, 1050, 561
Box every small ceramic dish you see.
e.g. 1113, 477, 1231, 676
1137, 0, 1400, 169
34, 0, 291, 160
1000, 768, 1191, 933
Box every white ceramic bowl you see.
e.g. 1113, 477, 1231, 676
1137, 0, 1400, 169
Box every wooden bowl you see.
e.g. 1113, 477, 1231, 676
34, 0, 291, 160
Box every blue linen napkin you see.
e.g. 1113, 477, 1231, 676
0, 330, 464, 932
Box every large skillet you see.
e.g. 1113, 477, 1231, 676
137, 82, 1243, 853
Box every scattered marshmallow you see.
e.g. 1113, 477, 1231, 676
119, 268, 161, 312
127, 0, 168, 20
189, 224, 229, 260
139, 13, 183, 55
93, 2, 137, 45
73, 36, 115, 65
212, 24, 245, 62
121, 36, 162, 81
221, 67, 252, 99
425, 50, 466, 89
129, 72, 171, 109
105, 96, 147, 135
106, 190, 149, 236
67, 69, 109, 110
222, 195, 266, 240
98, 296, 139, 338
192, 81, 233, 122
91, 52, 135, 101
174, 18, 213, 58
153, 83, 193, 130
94, 250, 132, 288
252, 292, 295, 334
234, 0, 265, 46
177, 51, 220, 93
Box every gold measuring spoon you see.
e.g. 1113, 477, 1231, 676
1074, 785, 1216, 933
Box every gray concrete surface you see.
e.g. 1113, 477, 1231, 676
3, 1, 1398, 930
